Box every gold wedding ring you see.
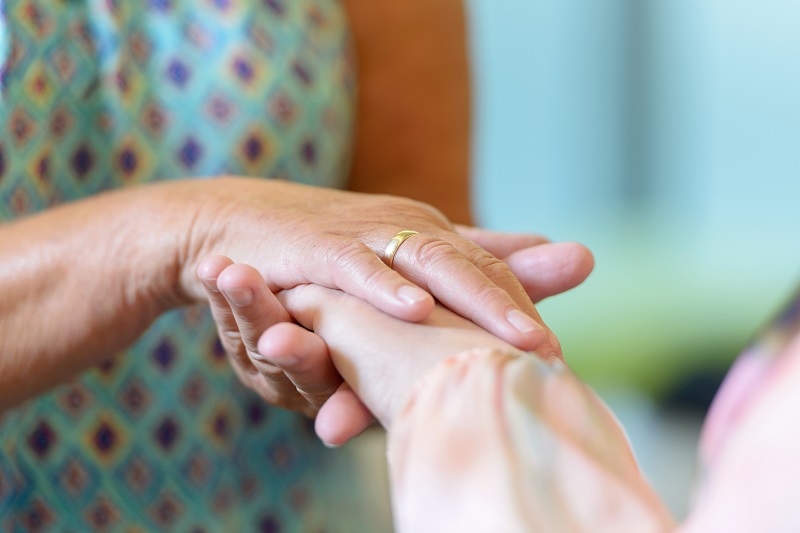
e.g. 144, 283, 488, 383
381, 230, 419, 269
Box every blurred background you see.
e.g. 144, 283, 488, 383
467, 0, 800, 517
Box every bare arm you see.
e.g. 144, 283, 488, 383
0, 187, 180, 408
342, 0, 473, 224
1, 177, 567, 412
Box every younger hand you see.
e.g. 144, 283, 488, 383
263, 284, 523, 445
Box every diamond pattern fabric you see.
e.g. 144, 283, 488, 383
0, 1, 361, 530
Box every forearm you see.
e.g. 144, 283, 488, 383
343, 0, 473, 224
0, 186, 184, 409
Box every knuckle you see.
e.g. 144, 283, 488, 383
472, 251, 517, 284
412, 237, 461, 270
329, 239, 407, 296
328, 240, 373, 282
252, 373, 297, 408
359, 263, 396, 293
221, 329, 242, 341
220, 330, 246, 357
331, 239, 370, 264
468, 283, 515, 321
471, 249, 505, 273
474, 282, 510, 307
394, 197, 452, 228
467, 247, 528, 300
218, 329, 257, 372
418, 204, 452, 229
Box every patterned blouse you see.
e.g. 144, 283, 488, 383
0, 1, 364, 531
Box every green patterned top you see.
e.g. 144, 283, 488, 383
0, 1, 365, 531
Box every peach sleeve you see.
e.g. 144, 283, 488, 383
386, 349, 675, 533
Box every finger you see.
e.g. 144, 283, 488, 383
215, 263, 313, 409
257, 322, 343, 410
216, 263, 291, 355
315, 383, 376, 447
281, 233, 555, 354
279, 284, 523, 425
454, 224, 550, 258
269, 287, 381, 435
277, 284, 339, 332
285, 238, 436, 322
446, 236, 542, 314
198, 255, 257, 373
277, 285, 412, 426
504, 242, 595, 303
389, 234, 553, 353
441, 235, 566, 357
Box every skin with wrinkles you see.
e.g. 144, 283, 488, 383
200, 243, 592, 444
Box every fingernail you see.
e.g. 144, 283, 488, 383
397, 285, 429, 306
253, 353, 298, 368
200, 276, 220, 293
222, 286, 253, 307
249, 352, 272, 365
506, 309, 540, 334
322, 439, 341, 449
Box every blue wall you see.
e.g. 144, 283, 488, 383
468, 0, 800, 391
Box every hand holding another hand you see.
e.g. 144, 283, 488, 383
176, 178, 592, 443
170, 177, 591, 353
199, 229, 591, 445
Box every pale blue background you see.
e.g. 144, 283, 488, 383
468, 0, 800, 393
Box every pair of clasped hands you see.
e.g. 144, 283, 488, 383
191, 183, 593, 446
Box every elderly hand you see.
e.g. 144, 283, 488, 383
173, 177, 591, 350
453, 225, 594, 304
137, 176, 593, 440
200, 226, 591, 443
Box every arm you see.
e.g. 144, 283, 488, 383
342, 0, 472, 224
1, 177, 571, 411
0, 186, 178, 408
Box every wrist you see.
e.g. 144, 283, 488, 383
142, 177, 273, 307
384, 346, 524, 430
114, 181, 201, 314
0, 185, 189, 404
162, 176, 297, 306
157, 177, 246, 305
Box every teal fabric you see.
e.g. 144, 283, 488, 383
0, 1, 362, 531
